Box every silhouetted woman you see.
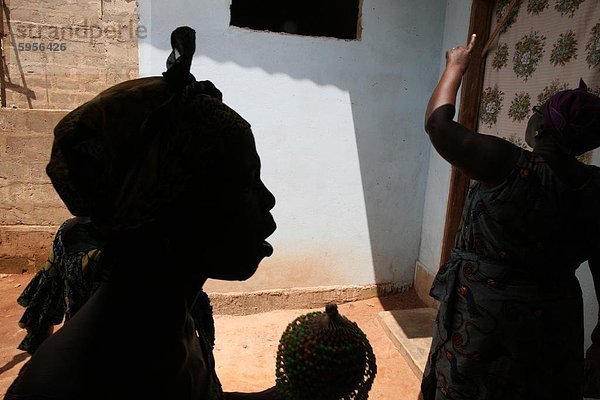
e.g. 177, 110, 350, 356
421, 35, 600, 399
5, 27, 280, 400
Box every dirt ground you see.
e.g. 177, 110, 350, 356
0, 273, 426, 399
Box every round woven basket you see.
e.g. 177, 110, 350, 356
275, 303, 377, 400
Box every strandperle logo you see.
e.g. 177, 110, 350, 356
14, 19, 147, 43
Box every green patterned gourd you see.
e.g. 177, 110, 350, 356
275, 303, 377, 400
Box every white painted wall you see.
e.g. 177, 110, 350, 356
137, 0, 447, 292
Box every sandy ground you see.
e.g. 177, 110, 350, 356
0, 273, 425, 399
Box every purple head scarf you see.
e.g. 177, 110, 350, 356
541, 79, 600, 156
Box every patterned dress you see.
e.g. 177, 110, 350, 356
17, 219, 105, 354
422, 149, 600, 400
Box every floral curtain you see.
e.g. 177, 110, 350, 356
479, 0, 600, 163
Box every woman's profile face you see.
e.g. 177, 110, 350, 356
187, 129, 277, 281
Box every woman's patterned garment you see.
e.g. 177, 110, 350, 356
422, 149, 600, 400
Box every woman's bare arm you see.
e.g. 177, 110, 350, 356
424, 35, 521, 185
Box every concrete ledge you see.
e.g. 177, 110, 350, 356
378, 308, 437, 378
208, 282, 411, 315
414, 261, 439, 310
0, 270, 411, 315
0, 226, 59, 274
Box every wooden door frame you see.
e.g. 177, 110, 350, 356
439, 0, 496, 265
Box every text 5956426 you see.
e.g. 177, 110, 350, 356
17, 42, 67, 52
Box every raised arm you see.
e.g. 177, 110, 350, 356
424, 34, 521, 186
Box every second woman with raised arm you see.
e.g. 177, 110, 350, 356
421, 35, 600, 400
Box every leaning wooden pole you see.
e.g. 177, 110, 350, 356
0, 0, 6, 107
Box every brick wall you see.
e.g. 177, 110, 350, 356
0, 1, 139, 273
3, 0, 139, 109
0, 109, 71, 273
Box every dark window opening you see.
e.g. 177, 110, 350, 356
230, 0, 361, 40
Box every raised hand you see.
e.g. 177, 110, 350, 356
446, 34, 477, 74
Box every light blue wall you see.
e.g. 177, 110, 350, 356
137, 0, 447, 292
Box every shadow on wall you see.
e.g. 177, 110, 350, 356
3, 3, 36, 108
140, 0, 446, 289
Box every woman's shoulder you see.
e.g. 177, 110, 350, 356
56, 218, 103, 256
475, 148, 572, 202
516, 149, 596, 192
476, 148, 531, 192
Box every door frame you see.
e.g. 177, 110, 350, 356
439, 0, 497, 265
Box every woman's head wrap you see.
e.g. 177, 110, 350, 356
541, 79, 600, 156
46, 26, 247, 235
